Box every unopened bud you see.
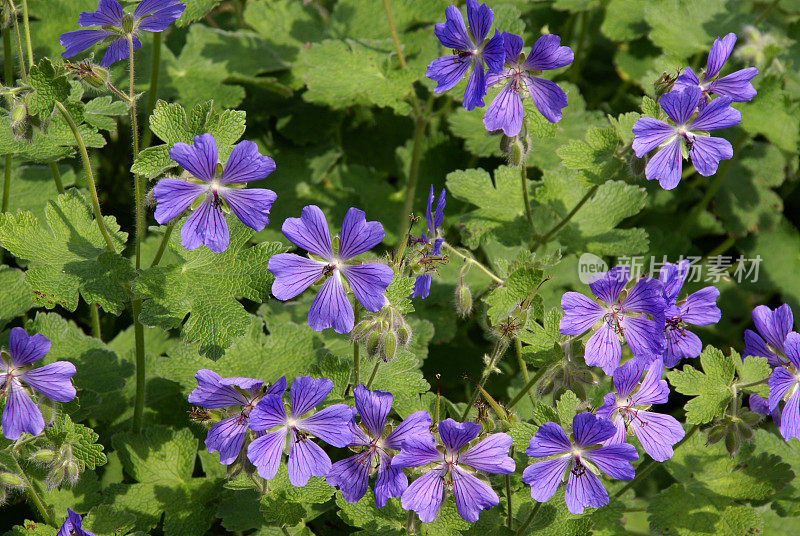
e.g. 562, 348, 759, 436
724, 427, 741, 456
350, 319, 373, 341
396, 322, 412, 346
122, 13, 135, 33
366, 331, 381, 358
653, 71, 676, 98
83, 64, 109, 89
31, 449, 56, 464
455, 285, 472, 318
10, 103, 26, 124
0, 473, 23, 487
382, 331, 397, 361
706, 424, 727, 445
45, 467, 65, 490
64, 461, 80, 484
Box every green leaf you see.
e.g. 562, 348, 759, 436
44, 414, 107, 471
132, 100, 246, 178
734, 356, 771, 398
0, 265, 34, 329
83, 96, 128, 133
484, 260, 544, 324
647, 483, 764, 536
298, 39, 417, 114
445, 165, 533, 249
0, 190, 132, 314
740, 76, 800, 153
667, 345, 734, 424
555, 390, 581, 427
83, 505, 137, 536
112, 427, 197, 485
601, 0, 648, 41
557, 126, 623, 185
260, 466, 333, 526
384, 274, 415, 314
176, 0, 217, 27
134, 221, 285, 359
336, 493, 405, 534
217, 489, 268, 532
26, 58, 70, 118
244, 0, 328, 62
7, 522, 58, 536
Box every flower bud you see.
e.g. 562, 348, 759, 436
0, 473, 23, 488
30, 449, 56, 464
350, 319, 373, 342
366, 331, 381, 358
653, 71, 676, 98
396, 322, 412, 346
45, 467, 65, 490
10, 103, 26, 124
64, 461, 80, 484
122, 13, 135, 33
83, 64, 109, 89
724, 427, 741, 456
382, 331, 397, 361
455, 285, 472, 318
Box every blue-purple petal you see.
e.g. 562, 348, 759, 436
220, 140, 276, 184
524, 75, 568, 123
281, 205, 334, 260
632, 117, 675, 157
326, 454, 371, 503
645, 137, 683, 190
287, 430, 332, 486
661, 86, 701, 125
78, 0, 123, 27
689, 136, 733, 176
458, 433, 515, 474
221, 187, 276, 232
268, 253, 326, 301
338, 207, 385, 260
180, 198, 229, 253
354, 385, 392, 439
9, 327, 51, 366
2, 379, 45, 439
341, 263, 393, 313
523, 34, 574, 71
247, 428, 287, 480
426, 55, 472, 94
297, 404, 353, 447
153, 178, 207, 225
439, 418, 480, 453
451, 466, 499, 522
308, 274, 353, 333
20, 362, 77, 402
100, 36, 140, 68
60, 29, 114, 59
169, 133, 218, 183
705, 32, 737, 79
401, 467, 445, 523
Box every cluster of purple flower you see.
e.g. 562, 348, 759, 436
427, 0, 574, 136
743, 304, 800, 441
632, 33, 758, 190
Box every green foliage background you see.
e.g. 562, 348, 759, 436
1, 0, 800, 535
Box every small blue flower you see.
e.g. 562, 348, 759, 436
268, 206, 394, 334
673, 33, 758, 106
631, 86, 741, 190
411, 185, 446, 300
61, 0, 186, 67
426, 0, 504, 111
154, 133, 277, 253
744, 303, 794, 367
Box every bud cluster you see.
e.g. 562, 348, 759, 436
27, 444, 80, 489
351, 303, 412, 361
706, 407, 763, 456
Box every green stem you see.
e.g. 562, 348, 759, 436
442, 242, 504, 284
13, 456, 53, 526
20, 0, 33, 69
613, 424, 699, 498
505, 459, 513, 529
520, 164, 533, 228
754, 0, 779, 25
569, 11, 589, 84
736, 376, 770, 389
141, 31, 162, 148
383, 0, 407, 69
10, 1, 27, 82
128, 35, 148, 433
4, 27, 13, 90
507, 363, 549, 410
397, 118, 425, 243
365, 360, 381, 389
534, 185, 598, 246
48, 162, 65, 194
90, 303, 101, 340
514, 338, 537, 408
150, 221, 175, 267
515, 502, 542, 535
460, 339, 510, 420
280, 525, 291, 536
55, 101, 116, 251
678, 133, 748, 234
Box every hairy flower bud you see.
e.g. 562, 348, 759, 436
366, 331, 381, 358
653, 71, 676, 98
0, 473, 23, 488
64, 461, 80, 485
396, 322, 412, 346
455, 284, 472, 318
382, 331, 397, 361
30, 449, 57, 464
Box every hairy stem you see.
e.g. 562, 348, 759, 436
141, 31, 162, 148
365, 360, 381, 389
515, 501, 542, 535
150, 222, 175, 267
534, 184, 598, 247
442, 242, 504, 284
521, 164, 534, 228
382, 0, 407, 69
55, 102, 116, 251
10, 2, 28, 82
13, 456, 53, 526
127, 36, 148, 433
678, 133, 748, 234
613, 424, 699, 498
48, 162, 65, 194
505, 460, 514, 529
460, 339, 510, 420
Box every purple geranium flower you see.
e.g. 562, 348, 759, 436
57, 509, 95, 536
411, 185, 446, 300
768, 332, 800, 441
522, 412, 638, 515
484, 32, 573, 136
327, 385, 432, 506
658, 260, 721, 367
1, 328, 76, 440
559, 266, 666, 375
188, 369, 286, 465
744, 304, 794, 367
392, 418, 514, 523
631, 85, 741, 190
60, 0, 186, 68
597, 359, 685, 461
673, 33, 758, 105
268, 205, 394, 334
154, 133, 277, 253
426, 0, 504, 111
247, 376, 353, 487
